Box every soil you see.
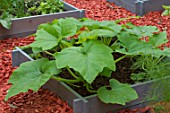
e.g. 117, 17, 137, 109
1, 0, 170, 112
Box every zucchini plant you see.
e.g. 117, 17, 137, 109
5, 18, 170, 105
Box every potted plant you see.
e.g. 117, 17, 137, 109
7, 17, 170, 113
0, 0, 84, 39
107, 0, 170, 16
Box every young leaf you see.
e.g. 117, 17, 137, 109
5, 59, 60, 101
91, 29, 117, 37
32, 47, 43, 53
81, 20, 122, 33
77, 31, 98, 44
100, 67, 112, 78
77, 29, 116, 44
149, 31, 168, 47
0, 12, 12, 29
55, 40, 115, 83
162, 5, 170, 10
57, 18, 78, 37
97, 79, 138, 105
162, 10, 170, 16
116, 31, 152, 54
125, 26, 159, 38
116, 32, 170, 57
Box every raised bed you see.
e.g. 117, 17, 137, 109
12, 47, 169, 113
0, 1, 85, 39
107, 0, 170, 16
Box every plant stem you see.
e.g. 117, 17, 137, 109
115, 55, 127, 63
44, 51, 54, 56
66, 67, 79, 79
67, 83, 81, 88
85, 84, 97, 93
156, 56, 165, 63
51, 75, 81, 83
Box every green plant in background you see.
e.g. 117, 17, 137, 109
5, 18, 170, 105
162, 5, 170, 16
0, 12, 12, 29
25, 0, 63, 16
0, 0, 64, 29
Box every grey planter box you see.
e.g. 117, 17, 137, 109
11, 47, 170, 113
107, 0, 170, 16
0, 1, 85, 39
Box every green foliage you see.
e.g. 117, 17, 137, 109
5, 58, 60, 101
0, 0, 64, 29
98, 79, 138, 105
162, 5, 170, 16
55, 40, 115, 83
6, 18, 170, 105
25, 0, 63, 16
131, 56, 170, 82
0, 12, 12, 29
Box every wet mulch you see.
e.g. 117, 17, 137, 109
1, 0, 170, 113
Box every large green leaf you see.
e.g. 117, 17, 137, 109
55, 40, 115, 83
97, 79, 138, 105
30, 24, 61, 51
5, 59, 60, 101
